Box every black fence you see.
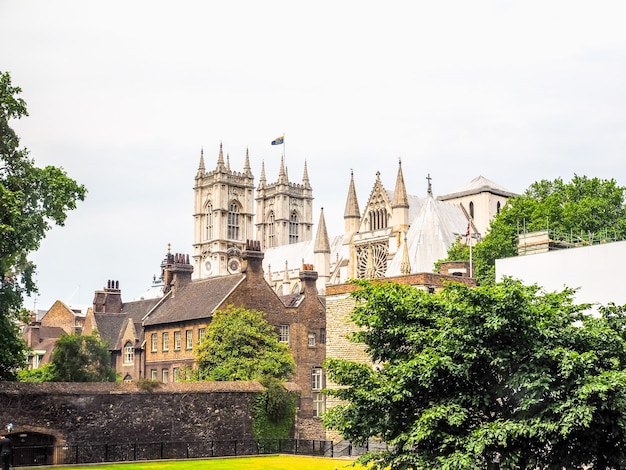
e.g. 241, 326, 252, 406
10, 439, 336, 467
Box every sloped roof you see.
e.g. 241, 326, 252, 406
387, 197, 469, 275
142, 274, 244, 326
437, 175, 517, 200
93, 314, 129, 350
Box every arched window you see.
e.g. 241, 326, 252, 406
123, 374, 132, 383
205, 203, 213, 240
289, 211, 299, 244
368, 208, 388, 231
268, 211, 275, 247
469, 201, 475, 219
123, 341, 134, 365
496, 201, 501, 214
227, 202, 240, 240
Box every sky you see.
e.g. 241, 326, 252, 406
1, 1, 626, 311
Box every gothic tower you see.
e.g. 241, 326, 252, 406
192, 145, 255, 279
255, 157, 313, 249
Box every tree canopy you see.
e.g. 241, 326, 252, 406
48, 333, 117, 382
195, 305, 295, 382
437, 175, 626, 285
0, 71, 86, 380
324, 279, 626, 469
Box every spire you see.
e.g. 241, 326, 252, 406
344, 170, 361, 219
259, 160, 266, 187
426, 173, 433, 197
278, 155, 287, 184
302, 160, 310, 188
400, 232, 411, 275
216, 142, 226, 172
244, 148, 252, 176
197, 147, 205, 176
226, 153, 231, 172
314, 207, 331, 253
282, 260, 291, 296
392, 159, 409, 208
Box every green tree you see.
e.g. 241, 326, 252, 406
195, 305, 295, 381
324, 279, 626, 469
438, 176, 626, 285
49, 333, 116, 382
0, 71, 86, 380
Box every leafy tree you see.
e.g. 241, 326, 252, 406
324, 279, 626, 469
433, 238, 470, 273
195, 305, 295, 381
437, 176, 626, 285
49, 333, 116, 382
0, 71, 86, 380
17, 363, 55, 382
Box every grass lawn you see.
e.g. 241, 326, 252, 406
51, 455, 365, 470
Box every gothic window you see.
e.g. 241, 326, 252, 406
368, 208, 388, 231
289, 211, 299, 244
268, 211, 275, 247
123, 341, 134, 365
227, 202, 240, 240
469, 201, 475, 219
496, 201, 501, 214
205, 203, 213, 240
356, 242, 389, 279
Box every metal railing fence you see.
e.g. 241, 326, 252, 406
10, 438, 335, 467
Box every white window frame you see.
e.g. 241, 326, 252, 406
311, 367, 323, 391
279, 324, 290, 344
174, 331, 181, 351
162, 332, 169, 352
162, 368, 169, 383
123, 341, 134, 365
150, 369, 157, 380
308, 333, 316, 348
151, 333, 158, 352
186, 330, 193, 349
198, 328, 206, 344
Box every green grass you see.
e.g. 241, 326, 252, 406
52, 455, 365, 470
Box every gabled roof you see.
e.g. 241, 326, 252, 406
142, 274, 245, 326
437, 175, 517, 200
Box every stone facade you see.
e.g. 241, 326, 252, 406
0, 382, 262, 453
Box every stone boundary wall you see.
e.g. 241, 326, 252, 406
0, 382, 268, 445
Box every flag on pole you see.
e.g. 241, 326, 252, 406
465, 223, 471, 245
271, 135, 284, 145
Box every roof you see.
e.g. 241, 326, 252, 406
387, 197, 469, 275
263, 235, 346, 275
437, 175, 517, 200
142, 274, 244, 326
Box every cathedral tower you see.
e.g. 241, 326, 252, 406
255, 157, 313, 249
192, 145, 255, 279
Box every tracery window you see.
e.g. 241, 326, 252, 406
227, 202, 240, 240
368, 208, 388, 231
289, 211, 299, 244
356, 242, 389, 279
268, 211, 275, 247
205, 203, 213, 240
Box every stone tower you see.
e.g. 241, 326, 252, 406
255, 157, 313, 249
192, 145, 255, 279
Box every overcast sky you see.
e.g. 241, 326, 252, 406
2, 1, 626, 311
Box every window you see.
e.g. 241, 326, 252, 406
227, 202, 240, 240
151, 369, 157, 380
198, 328, 206, 344
313, 392, 326, 418
268, 211, 275, 248
205, 203, 213, 240
311, 367, 323, 390
279, 324, 290, 344
174, 331, 181, 351
162, 332, 169, 351
162, 368, 169, 383
186, 330, 193, 349
308, 333, 316, 348
497, 201, 501, 214
123, 341, 134, 364
289, 211, 299, 244
469, 201, 475, 219
320, 328, 326, 344
368, 208, 388, 231
173, 367, 180, 382
123, 374, 132, 383
151, 333, 158, 352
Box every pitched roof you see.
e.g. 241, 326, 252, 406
142, 274, 244, 326
437, 175, 517, 200
387, 197, 469, 275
